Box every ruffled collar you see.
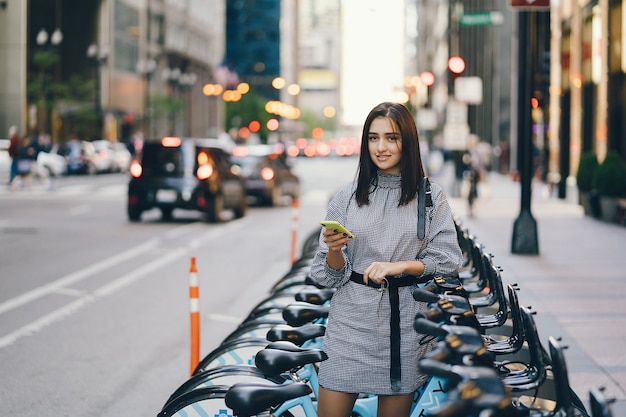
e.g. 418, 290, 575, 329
374, 172, 401, 189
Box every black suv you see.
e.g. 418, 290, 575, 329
127, 137, 247, 222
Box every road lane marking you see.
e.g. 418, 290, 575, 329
55, 185, 92, 195
206, 314, 243, 324
0, 295, 97, 348
0, 217, 250, 349
0, 239, 160, 315
0, 248, 186, 349
52, 287, 87, 297
93, 247, 186, 298
69, 204, 90, 215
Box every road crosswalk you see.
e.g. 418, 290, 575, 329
0, 182, 127, 199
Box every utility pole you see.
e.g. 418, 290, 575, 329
511, 10, 539, 255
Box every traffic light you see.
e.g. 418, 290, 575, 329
448, 56, 466, 77
447, 56, 466, 91
419, 71, 435, 87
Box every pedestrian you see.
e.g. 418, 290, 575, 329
309, 102, 464, 417
32, 132, 52, 189
462, 135, 487, 217
10, 136, 37, 191
7, 125, 20, 185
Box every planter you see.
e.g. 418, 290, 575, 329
587, 190, 602, 218
599, 196, 617, 223
579, 191, 592, 215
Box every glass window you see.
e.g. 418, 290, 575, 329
114, 0, 140, 72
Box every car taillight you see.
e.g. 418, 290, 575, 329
261, 167, 275, 180
232, 146, 248, 157
162, 136, 182, 147
304, 144, 316, 157
197, 164, 214, 180
287, 145, 299, 158
130, 160, 142, 178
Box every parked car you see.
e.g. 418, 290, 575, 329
127, 136, 247, 222
37, 149, 67, 177
51, 140, 97, 175
230, 144, 300, 206
91, 140, 117, 173
109, 141, 132, 172
0, 139, 11, 179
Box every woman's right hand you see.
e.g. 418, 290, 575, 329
323, 229, 350, 252
323, 229, 349, 271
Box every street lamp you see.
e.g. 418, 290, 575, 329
86, 43, 109, 139
34, 28, 63, 137
37, 28, 63, 47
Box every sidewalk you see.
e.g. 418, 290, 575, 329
441, 169, 626, 414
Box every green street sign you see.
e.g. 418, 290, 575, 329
460, 11, 504, 27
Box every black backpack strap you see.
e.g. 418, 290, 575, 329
417, 177, 432, 240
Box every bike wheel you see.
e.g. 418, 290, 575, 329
163, 365, 282, 410
222, 319, 285, 344
157, 386, 231, 417
193, 338, 270, 375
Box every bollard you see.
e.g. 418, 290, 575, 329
189, 257, 200, 376
290, 198, 299, 265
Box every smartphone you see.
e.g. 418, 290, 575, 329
320, 220, 355, 239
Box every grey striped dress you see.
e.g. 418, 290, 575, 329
309, 173, 463, 395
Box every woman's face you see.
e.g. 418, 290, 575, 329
367, 116, 402, 174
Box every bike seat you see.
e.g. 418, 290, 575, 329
304, 274, 325, 288
282, 301, 329, 326
424, 363, 513, 417
415, 295, 482, 332
294, 287, 336, 305
266, 323, 326, 345
255, 345, 328, 376
425, 339, 494, 368
422, 275, 469, 298
226, 382, 312, 417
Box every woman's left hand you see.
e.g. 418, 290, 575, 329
363, 262, 403, 285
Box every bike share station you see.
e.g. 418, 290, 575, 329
151, 4, 615, 415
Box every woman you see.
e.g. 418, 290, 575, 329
310, 102, 463, 417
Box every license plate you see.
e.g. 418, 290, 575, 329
156, 189, 177, 202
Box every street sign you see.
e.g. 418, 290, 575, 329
509, 0, 550, 9
444, 99, 469, 150
443, 123, 470, 150
455, 77, 483, 104
416, 109, 438, 131
446, 99, 468, 125
459, 11, 504, 27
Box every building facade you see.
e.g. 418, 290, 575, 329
225, 0, 281, 101
554, 0, 625, 180
0, 0, 225, 144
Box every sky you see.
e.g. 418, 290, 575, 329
341, 0, 406, 127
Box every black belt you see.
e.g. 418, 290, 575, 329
350, 271, 417, 391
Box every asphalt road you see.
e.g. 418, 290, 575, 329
0, 156, 358, 416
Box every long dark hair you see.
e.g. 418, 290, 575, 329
355, 102, 425, 207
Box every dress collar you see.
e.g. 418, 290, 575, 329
375, 172, 401, 189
